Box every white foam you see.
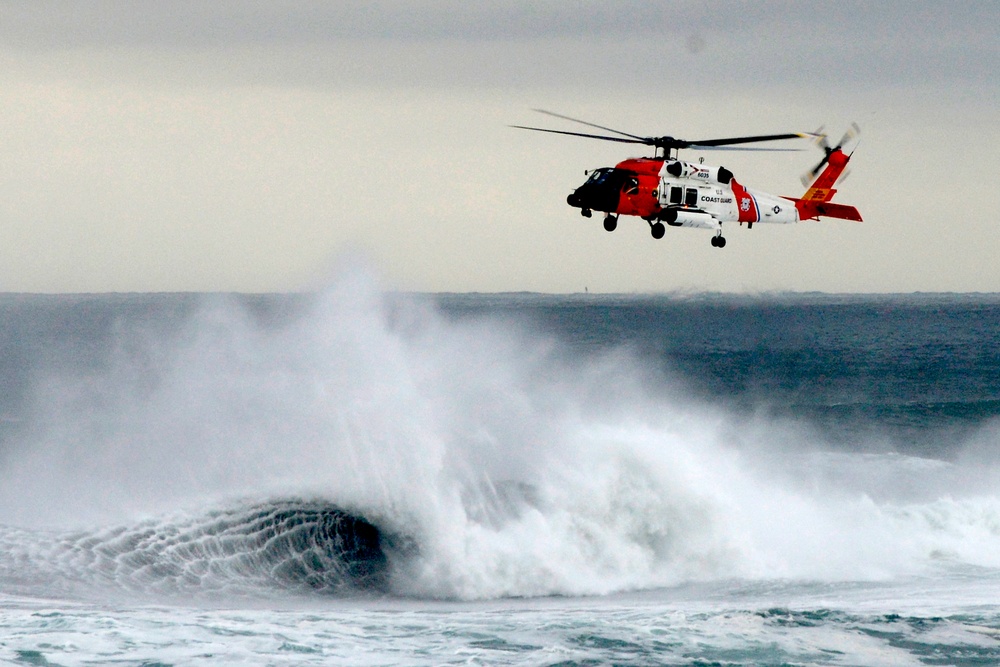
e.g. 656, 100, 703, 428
2, 268, 1000, 599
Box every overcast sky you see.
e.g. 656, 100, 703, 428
0, 1, 997, 293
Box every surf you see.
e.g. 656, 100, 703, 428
2, 275, 1000, 601
0, 500, 389, 600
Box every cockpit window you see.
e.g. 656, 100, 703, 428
623, 177, 639, 195
586, 168, 613, 184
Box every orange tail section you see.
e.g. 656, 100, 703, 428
788, 148, 863, 222
804, 201, 863, 222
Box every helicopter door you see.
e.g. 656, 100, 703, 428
685, 188, 698, 207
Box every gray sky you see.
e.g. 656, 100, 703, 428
0, 1, 997, 293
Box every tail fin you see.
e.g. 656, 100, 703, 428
802, 148, 849, 202
789, 148, 863, 222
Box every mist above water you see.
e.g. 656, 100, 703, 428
2, 272, 1000, 600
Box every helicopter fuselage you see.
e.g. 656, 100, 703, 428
568, 157, 800, 236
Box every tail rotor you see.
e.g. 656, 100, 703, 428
800, 122, 860, 186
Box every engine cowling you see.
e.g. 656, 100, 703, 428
663, 160, 733, 185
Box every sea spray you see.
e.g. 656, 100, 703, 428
1, 282, 1000, 601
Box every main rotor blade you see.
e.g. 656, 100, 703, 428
510, 125, 650, 145
811, 126, 830, 152
688, 132, 817, 148
694, 146, 804, 152
531, 109, 648, 141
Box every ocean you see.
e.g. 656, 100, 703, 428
2, 279, 1000, 665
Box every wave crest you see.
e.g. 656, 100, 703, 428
0, 500, 390, 599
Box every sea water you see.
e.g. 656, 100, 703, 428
2, 276, 1000, 665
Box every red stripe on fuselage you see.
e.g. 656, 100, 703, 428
730, 179, 759, 223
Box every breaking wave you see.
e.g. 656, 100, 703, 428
2, 271, 1000, 602
0, 500, 390, 600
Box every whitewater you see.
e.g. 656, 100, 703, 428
2, 274, 1000, 665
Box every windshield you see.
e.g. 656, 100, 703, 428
586, 168, 614, 185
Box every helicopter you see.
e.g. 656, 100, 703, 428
512, 110, 862, 248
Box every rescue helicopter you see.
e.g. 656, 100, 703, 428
512, 110, 862, 248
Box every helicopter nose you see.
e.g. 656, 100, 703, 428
568, 183, 618, 213
567, 182, 599, 209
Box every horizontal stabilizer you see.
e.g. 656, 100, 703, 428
786, 197, 863, 222
813, 201, 863, 222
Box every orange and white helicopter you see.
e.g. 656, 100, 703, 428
513, 110, 861, 248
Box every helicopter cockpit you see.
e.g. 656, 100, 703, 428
567, 167, 635, 214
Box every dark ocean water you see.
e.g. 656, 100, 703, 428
2, 288, 1000, 665
435, 292, 1000, 457
4, 291, 997, 448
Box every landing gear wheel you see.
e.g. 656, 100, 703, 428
582, 208, 592, 218
711, 235, 727, 248
650, 222, 665, 239
603, 214, 618, 232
